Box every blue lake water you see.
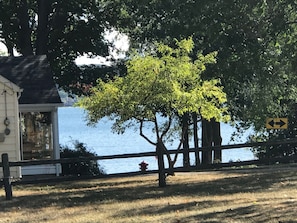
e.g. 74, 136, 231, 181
58, 107, 255, 174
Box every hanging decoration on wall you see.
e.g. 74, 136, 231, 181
2, 89, 11, 136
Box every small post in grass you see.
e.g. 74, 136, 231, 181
2, 153, 12, 200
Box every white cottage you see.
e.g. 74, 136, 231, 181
0, 56, 63, 177
0, 75, 23, 178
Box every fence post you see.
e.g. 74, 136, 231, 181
2, 153, 12, 200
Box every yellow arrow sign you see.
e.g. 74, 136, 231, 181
266, 118, 288, 129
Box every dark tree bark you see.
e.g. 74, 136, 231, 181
213, 120, 222, 162
3, 39, 14, 56
202, 118, 222, 164
36, 0, 51, 55
193, 113, 200, 165
202, 119, 212, 164
182, 113, 190, 168
156, 140, 166, 187
16, 0, 33, 55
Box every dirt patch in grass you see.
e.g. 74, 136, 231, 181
1, 165, 297, 223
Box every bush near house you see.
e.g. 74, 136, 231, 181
60, 141, 105, 176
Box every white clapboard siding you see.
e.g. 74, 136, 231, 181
0, 78, 22, 178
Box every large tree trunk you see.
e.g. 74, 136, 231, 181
201, 118, 222, 164
36, 0, 51, 55
182, 113, 190, 168
202, 119, 212, 164
17, 0, 33, 55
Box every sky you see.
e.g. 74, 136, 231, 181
0, 42, 8, 55
76, 30, 129, 65
0, 30, 129, 65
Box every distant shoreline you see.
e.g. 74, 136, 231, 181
59, 90, 78, 106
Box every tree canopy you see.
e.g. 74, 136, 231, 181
2, 1, 297, 158
99, 0, 297, 161
107, 0, 297, 129
2, 1, 297, 127
0, 0, 123, 95
78, 38, 229, 169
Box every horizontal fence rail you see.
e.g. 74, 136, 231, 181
1, 138, 297, 200
1, 138, 297, 168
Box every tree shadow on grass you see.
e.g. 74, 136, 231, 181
178, 200, 297, 223
1, 168, 297, 222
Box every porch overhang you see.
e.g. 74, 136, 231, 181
19, 103, 64, 112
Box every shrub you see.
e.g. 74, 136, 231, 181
60, 140, 105, 176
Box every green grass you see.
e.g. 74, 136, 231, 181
1, 165, 297, 223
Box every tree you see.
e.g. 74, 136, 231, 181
234, 1, 297, 159
104, 0, 262, 163
60, 140, 105, 176
78, 38, 229, 186
0, 0, 123, 95
106, 0, 297, 159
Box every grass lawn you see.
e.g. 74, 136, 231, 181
1, 165, 297, 223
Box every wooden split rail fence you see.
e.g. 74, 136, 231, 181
1, 138, 297, 200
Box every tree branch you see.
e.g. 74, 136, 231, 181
160, 114, 172, 139
139, 119, 156, 146
171, 123, 187, 165
154, 114, 160, 139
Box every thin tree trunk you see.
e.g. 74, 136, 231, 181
156, 140, 166, 187
182, 113, 190, 168
213, 120, 222, 162
193, 113, 200, 165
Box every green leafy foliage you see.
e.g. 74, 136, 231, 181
79, 38, 229, 127
0, 0, 123, 95
60, 140, 105, 176
78, 38, 229, 169
109, 1, 297, 118
108, 0, 297, 158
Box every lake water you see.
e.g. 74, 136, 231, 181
58, 107, 255, 174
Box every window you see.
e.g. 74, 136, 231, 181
21, 112, 53, 160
